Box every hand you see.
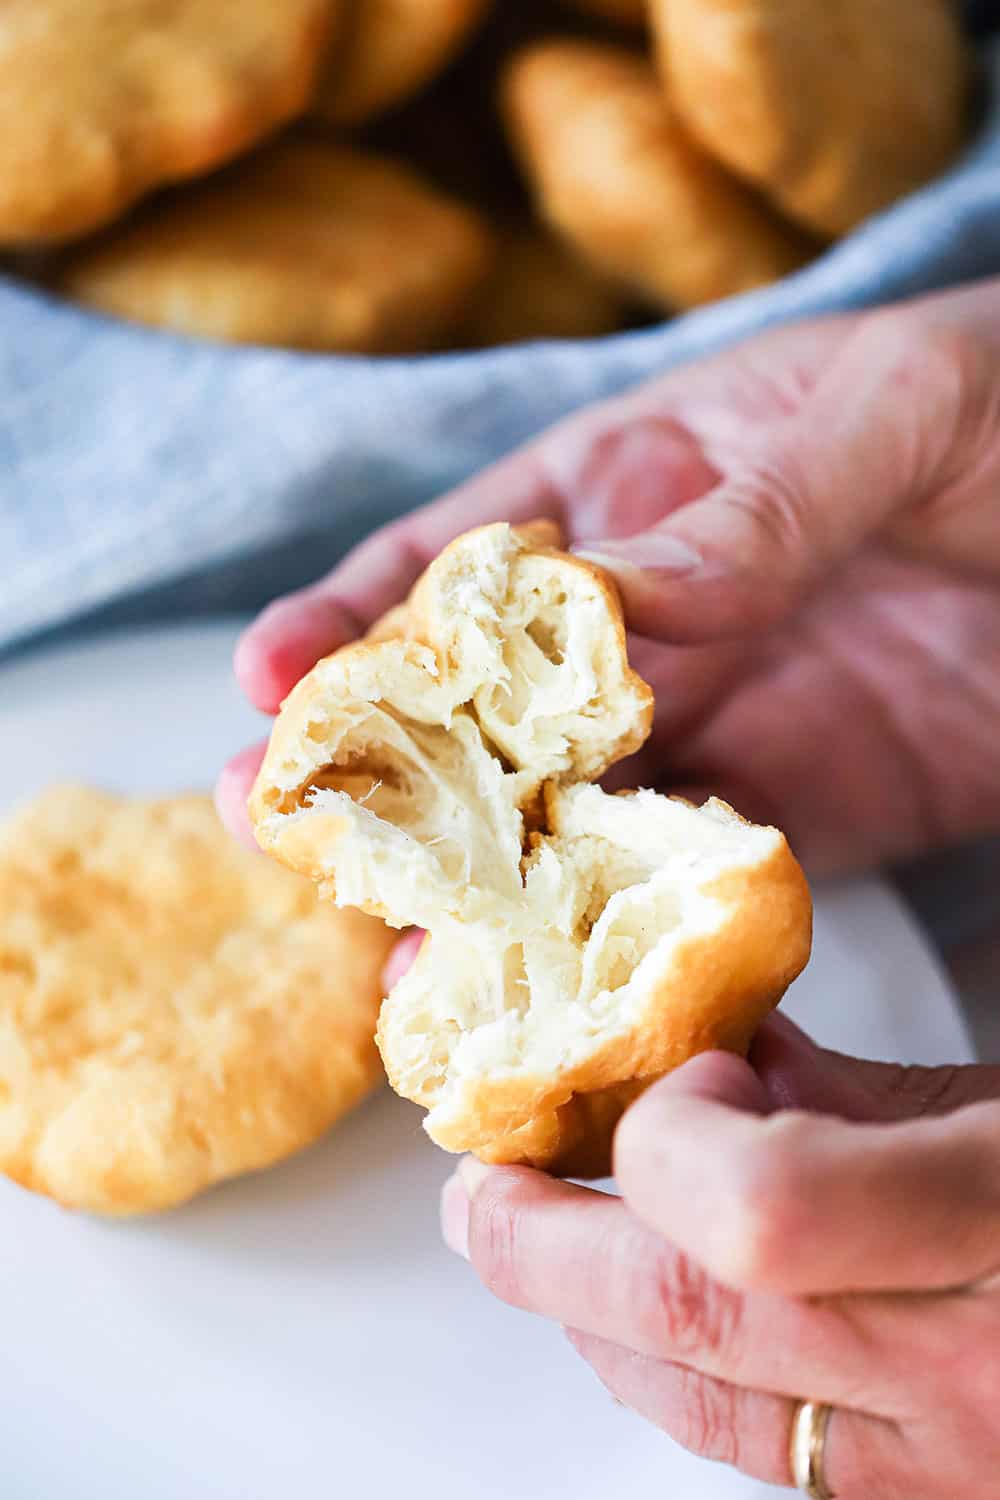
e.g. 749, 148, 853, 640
439, 1015, 1000, 1497
217, 278, 1000, 877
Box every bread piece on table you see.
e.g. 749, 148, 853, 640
0, 788, 394, 1214
53, 137, 494, 353
651, 0, 971, 236
251, 522, 812, 1173
312, 0, 490, 127
0, 0, 339, 245
502, 40, 814, 312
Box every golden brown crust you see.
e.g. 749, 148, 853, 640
652, 0, 971, 236
399, 829, 812, 1170
364, 521, 567, 638
472, 1080, 654, 1177
251, 523, 811, 1176
502, 39, 814, 311
53, 137, 495, 353
508, 518, 565, 551
312, 0, 490, 127
0, 787, 394, 1215
0, 0, 339, 245
250, 521, 653, 862
403, 521, 653, 780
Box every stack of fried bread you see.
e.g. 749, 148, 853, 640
0, 0, 972, 350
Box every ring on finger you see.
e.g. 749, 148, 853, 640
790, 1399, 837, 1500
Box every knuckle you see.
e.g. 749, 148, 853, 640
649, 1248, 745, 1367
713, 1123, 810, 1289
918, 323, 988, 408
468, 1178, 531, 1308
719, 466, 811, 565
859, 306, 979, 385
889, 316, 986, 396
853, 311, 990, 470
882, 1061, 966, 1116
672, 1367, 741, 1469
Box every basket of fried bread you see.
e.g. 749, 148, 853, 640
249, 521, 812, 1175
0, 0, 977, 354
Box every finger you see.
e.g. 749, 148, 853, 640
753, 1011, 1000, 1122
214, 741, 268, 848
567, 1330, 910, 1499
234, 589, 371, 715
383, 929, 424, 992
445, 312, 866, 559
234, 310, 863, 710
568, 1329, 793, 1484
600, 645, 789, 834
233, 453, 564, 712
234, 391, 726, 713
576, 311, 989, 642
614, 1050, 1000, 1295
609, 633, 751, 756
377, 399, 719, 559
234, 314, 840, 714
441, 1160, 902, 1414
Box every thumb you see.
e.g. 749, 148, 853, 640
576, 314, 979, 642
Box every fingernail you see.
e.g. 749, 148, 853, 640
458, 1154, 493, 1198
573, 533, 704, 576
440, 1174, 470, 1259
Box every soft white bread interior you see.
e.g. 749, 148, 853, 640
251, 522, 811, 1172
250, 521, 653, 931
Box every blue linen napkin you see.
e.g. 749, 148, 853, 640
2, 37, 999, 655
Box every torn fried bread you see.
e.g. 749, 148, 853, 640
251, 522, 811, 1171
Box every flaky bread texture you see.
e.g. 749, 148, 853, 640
376, 785, 810, 1169
251, 523, 811, 1171
0, 788, 394, 1214
251, 521, 654, 930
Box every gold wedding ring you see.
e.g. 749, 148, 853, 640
789, 1399, 836, 1500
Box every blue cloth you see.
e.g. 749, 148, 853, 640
3, 38, 1000, 655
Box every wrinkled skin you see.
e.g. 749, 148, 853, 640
441, 1019, 1000, 1497
219, 281, 1000, 876
218, 279, 1000, 1496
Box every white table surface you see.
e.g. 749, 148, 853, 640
0, 621, 976, 1500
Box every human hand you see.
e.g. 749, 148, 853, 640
217, 278, 1000, 875
438, 1014, 1000, 1497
